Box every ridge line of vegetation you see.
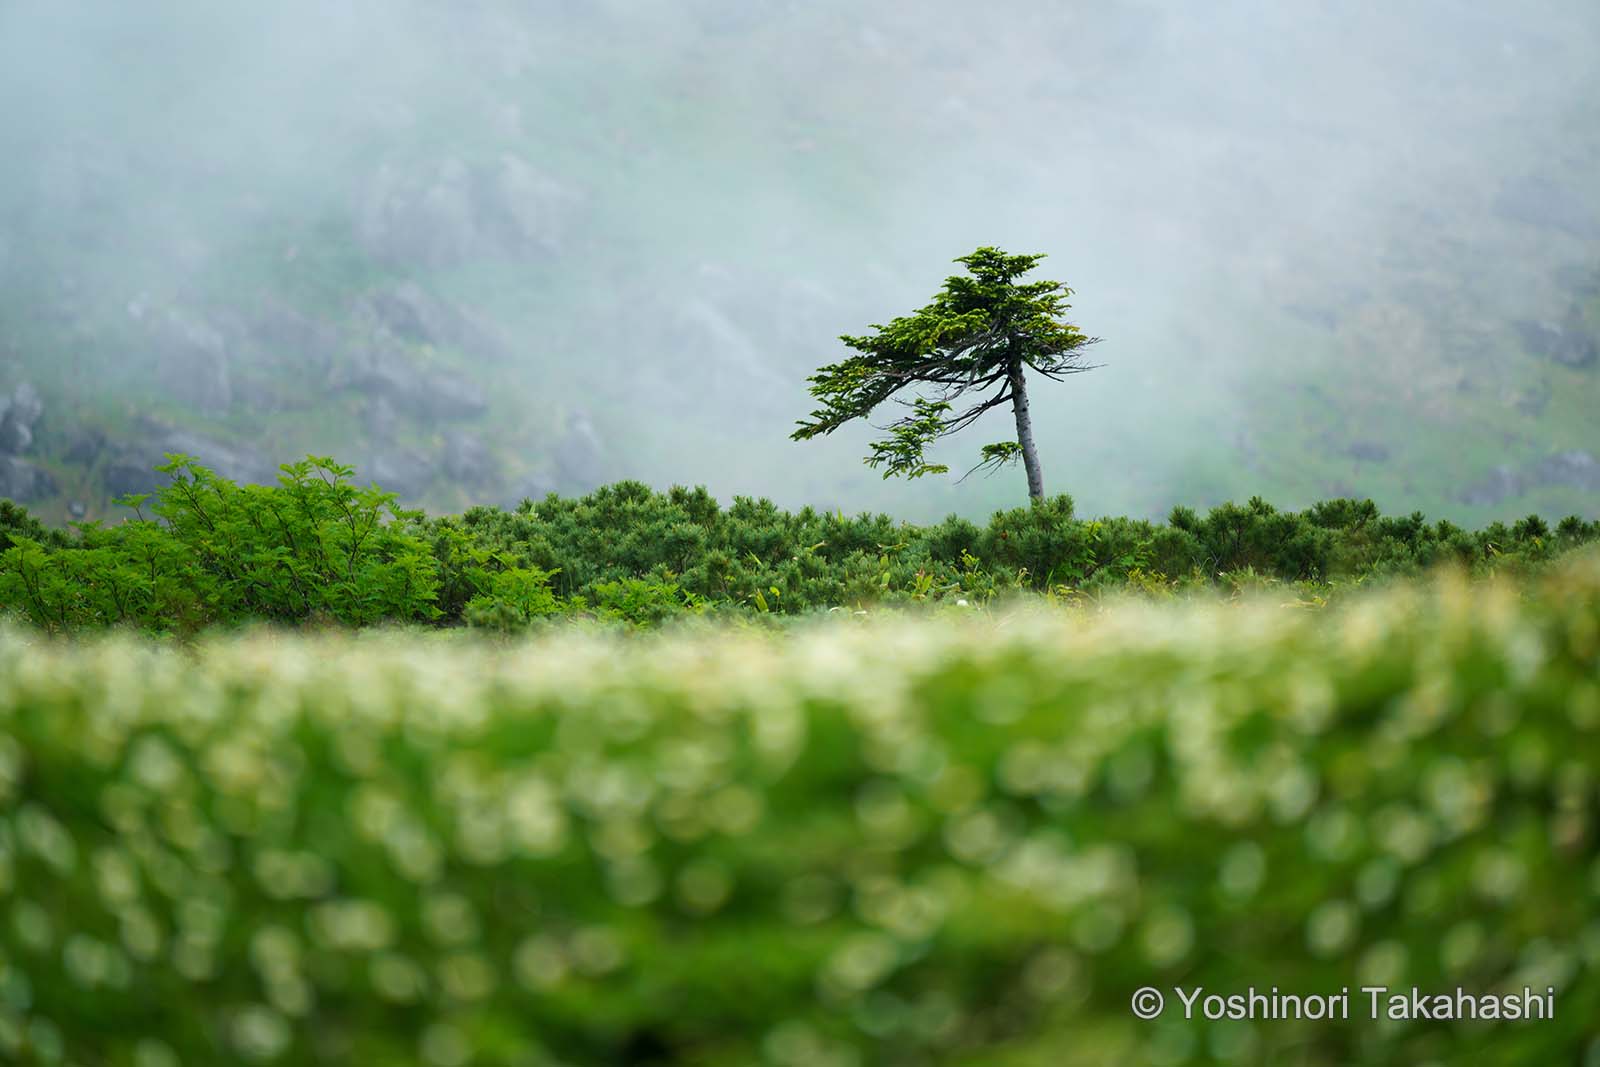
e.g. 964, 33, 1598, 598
1, 453, 1596, 635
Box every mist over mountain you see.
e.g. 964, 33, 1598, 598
2, 0, 1597, 523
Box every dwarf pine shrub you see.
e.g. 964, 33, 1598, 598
1, 452, 1597, 633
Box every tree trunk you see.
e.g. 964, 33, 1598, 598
1008, 361, 1045, 502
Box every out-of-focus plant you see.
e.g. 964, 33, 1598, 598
2, 554, 1598, 1064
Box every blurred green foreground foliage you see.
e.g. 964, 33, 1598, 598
0, 552, 1598, 1064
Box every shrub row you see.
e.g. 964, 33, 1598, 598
2, 454, 1597, 633
1, 555, 1597, 1063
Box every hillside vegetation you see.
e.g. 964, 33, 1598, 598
1, 552, 1597, 1064
2, 1, 1597, 524
1, 455, 1598, 634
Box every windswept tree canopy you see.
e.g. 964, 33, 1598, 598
793, 247, 1099, 493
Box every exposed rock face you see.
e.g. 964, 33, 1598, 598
442, 431, 496, 485
247, 301, 341, 377
0, 457, 57, 502
356, 155, 580, 269
127, 298, 344, 416
1462, 466, 1522, 509
554, 410, 606, 491
361, 281, 502, 357
364, 282, 451, 345
102, 455, 158, 499
337, 286, 503, 453
355, 449, 434, 500
148, 308, 233, 416
102, 423, 276, 498
1514, 317, 1598, 369
1509, 381, 1551, 417
155, 428, 277, 483
640, 266, 832, 413
1533, 450, 1600, 490
1462, 450, 1600, 507
362, 395, 401, 444
330, 339, 488, 421
1343, 441, 1391, 464
64, 427, 107, 465
0, 382, 44, 455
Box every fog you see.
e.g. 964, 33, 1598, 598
2, 0, 1597, 523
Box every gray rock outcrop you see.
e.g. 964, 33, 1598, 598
356, 154, 580, 269
1343, 441, 1391, 464
0, 457, 57, 502
148, 308, 233, 416
330, 339, 488, 421
362, 395, 401, 444
1514, 317, 1597, 369
102, 422, 276, 498
356, 449, 434, 500
64, 427, 107, 465
247, 301, 341, 377
0, 382, 44, 455
442, 430, 496, 485
361, 281, 503, 358
1462, 450, 1600, 507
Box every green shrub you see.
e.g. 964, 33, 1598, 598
3, 453, 1598, 633
587, 574, 707, 627
464, 565, 563, 632
0, 455, 441, 632
977, 493, 1081, 581
0, 500, 65, 553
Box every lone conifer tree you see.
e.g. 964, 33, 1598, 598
793, 247, 1099, 502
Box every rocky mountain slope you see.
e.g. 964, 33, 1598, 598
1, 0, 1597, 524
